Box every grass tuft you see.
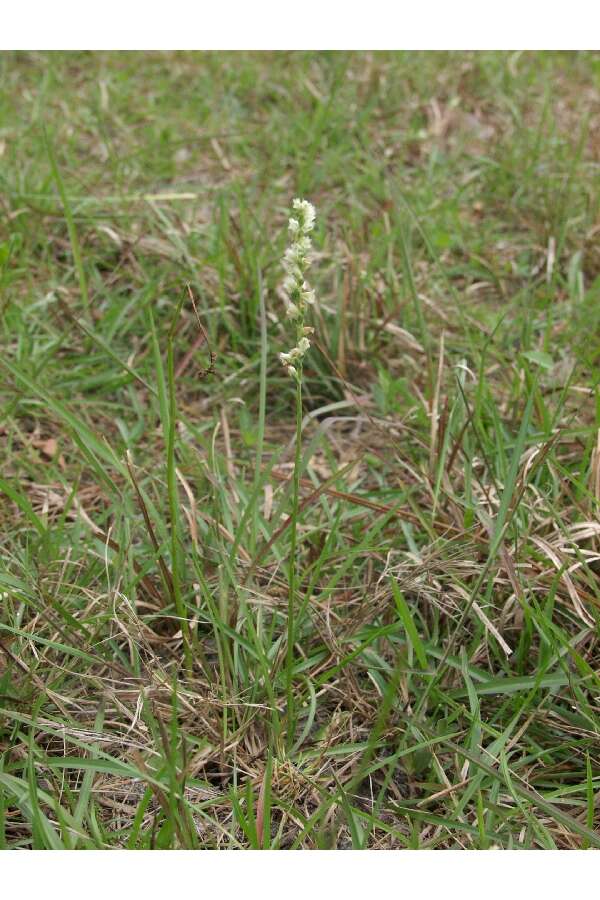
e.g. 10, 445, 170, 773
1, 50, 600, 849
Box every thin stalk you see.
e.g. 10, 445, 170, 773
166, 336, 193, 676
286, 363, 303, 746
252, 268, 268, 555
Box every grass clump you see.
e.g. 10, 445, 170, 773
1, 50, 600, 849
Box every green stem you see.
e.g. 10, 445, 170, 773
253, 268, 268, 555
286, 362, 303, 746
166, 337, 193, 677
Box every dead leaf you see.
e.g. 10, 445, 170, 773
39, 438, 58, 460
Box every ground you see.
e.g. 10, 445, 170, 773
1, 50, 600, 849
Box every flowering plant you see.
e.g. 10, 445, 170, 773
279, 198, 317, 745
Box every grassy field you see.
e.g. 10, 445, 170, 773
1, 50, 600, 849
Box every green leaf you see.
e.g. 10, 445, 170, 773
521, 350, 554, 370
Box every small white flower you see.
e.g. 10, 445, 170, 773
300, 286, 315, 305
283, 275, 296, 293
286, 365, 297, 378
279, 352, 293, 365
286, 303, 300, 319
282, 261, 303, 282
288, 217, 300, 234
296, 236, 311, 254
283, 247, 298, 266
283, 243, 309, 269
292, 198, 316, 233
298, 337, 311, 353
284, 241, 310, 270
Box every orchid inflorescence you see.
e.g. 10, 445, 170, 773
279, 198, 316, 379
279, 198, 318, 742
